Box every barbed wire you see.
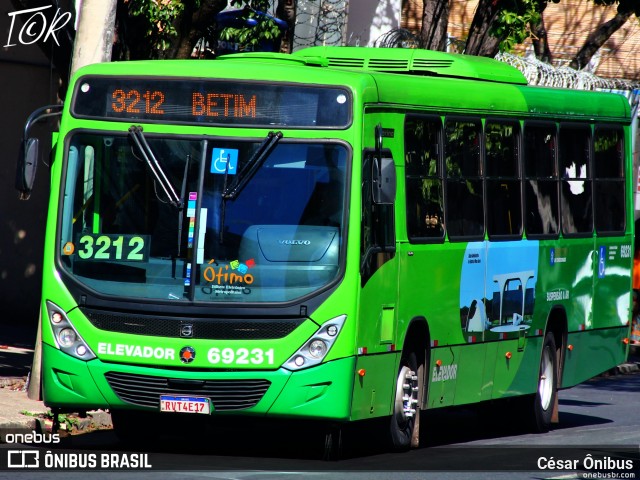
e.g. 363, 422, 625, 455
373, 29, 420, 48
293, 0, 348, 49
368, 28, 639, 91
496, 51, 640, 91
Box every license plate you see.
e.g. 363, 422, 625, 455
159, 395, 211, 414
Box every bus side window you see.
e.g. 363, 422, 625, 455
593, 127, 625, 234
524, 123, 559, 237
444, 118, 484, 240
404, 115, 444, 242
485, 121, 522, 239
559, 125, 592, 236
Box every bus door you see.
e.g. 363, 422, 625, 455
484, 241, 538, 399
353, 136, 399, 420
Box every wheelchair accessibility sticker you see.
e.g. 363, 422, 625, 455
211, 148, 238, 175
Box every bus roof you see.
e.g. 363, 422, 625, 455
293, 45, 529, 85
291, 46, 631, 123
70, 47, 631, 124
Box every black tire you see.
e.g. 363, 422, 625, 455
389, 350, 423, 450
532, 332, 558, 433
322, 425, 343, 461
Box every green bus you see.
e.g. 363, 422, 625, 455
19, 46, 633, 457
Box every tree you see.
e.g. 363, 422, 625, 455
414, 0, 554, 56
115, 0, 290, 60
417, 0, 638, 75
8, 1, 292, 98
419, 0, 450, 50
464, 0, 550, 57
70, 0, 118, 76
276, 0, 296, 53
531, 11, 552, 63
568, 0, 640, 70
115, 0, 227, 60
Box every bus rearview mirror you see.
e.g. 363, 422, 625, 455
372, 157, 396, 205
16, 137, 39, 200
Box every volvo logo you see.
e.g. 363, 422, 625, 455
179, 346, 196, 363
278, 240, 311, 245
180, 324, 194, 338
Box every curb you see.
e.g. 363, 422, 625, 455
0, 377, 27, 388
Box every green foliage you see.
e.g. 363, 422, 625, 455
491, 0, 548, 52
230, 0, 270, 10
21, 410, 80, 432
220, 1, 285, 51
123, 1, 284, 56
490, 0, 639, 54
126, 0, 189, 53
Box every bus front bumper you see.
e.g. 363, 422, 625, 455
41, 343, 355, 420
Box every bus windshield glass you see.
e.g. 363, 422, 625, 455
59, 132, 348, 303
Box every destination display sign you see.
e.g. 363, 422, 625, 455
72, 76, 351, 128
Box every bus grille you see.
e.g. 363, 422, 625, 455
104, 371, 271, 411
82, 308, 303, 340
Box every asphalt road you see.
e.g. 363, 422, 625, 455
1, 323, 637, 480
1, 369, 639, 480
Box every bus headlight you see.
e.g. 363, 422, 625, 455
46, 301, 96, 361
57, 328, 76, 348
284, 315, 346, 371
309, 340, 327, 359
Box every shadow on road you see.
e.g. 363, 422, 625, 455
43, 390, 615, 468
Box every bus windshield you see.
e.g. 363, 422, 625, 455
59, 132, 348, 304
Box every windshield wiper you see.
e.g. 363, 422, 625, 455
128, 125, 182, 208
219, 131, 282, 244
222, 131, 283, 200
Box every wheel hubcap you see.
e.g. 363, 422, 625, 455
394, 365, 419, 426
538, 347, 554, 410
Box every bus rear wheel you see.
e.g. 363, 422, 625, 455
389, 350, 422, 450
532, 332, 558, 432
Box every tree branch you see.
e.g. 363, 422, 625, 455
569, 9, 633, 70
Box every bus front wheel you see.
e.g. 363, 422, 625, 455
389, 350, 423, 450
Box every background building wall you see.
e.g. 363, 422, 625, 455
345, 0, 402, 47
0, 3, 63, 333
402, 0, 640, 80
